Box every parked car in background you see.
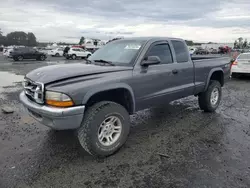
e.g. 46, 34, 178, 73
210, 49, 218, 54
3, 48, 14, 57
218, 46, 231, 54
231, 53, 250, 77
47, 48, 64, 57
37, 48, 53, 55
66, 48, 92, 60
189, 48, 196, 55
195, 48, 209, 55
11, 47, 47, 61
36, 47, 47, 53
63, 46, 70, 57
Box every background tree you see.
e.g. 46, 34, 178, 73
242, 39, 248, 49
27, 32, 37, 46
0, 29, 6, 46
185, 40, 194, 46
79, 36, 85, 45
6, 31, 28, 45
238, 37, 243, 49
234, 40, 238, 49
233, 37, 249, 49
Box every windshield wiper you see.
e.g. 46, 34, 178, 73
93, 59, 115, 66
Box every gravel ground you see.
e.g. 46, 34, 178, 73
0, 55, 249, 188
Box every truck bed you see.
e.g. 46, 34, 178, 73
192, 56, 231, 94
191, 55, 229, 61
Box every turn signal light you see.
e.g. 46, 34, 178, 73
46, 100, 74, 108
232, 61, 238, 65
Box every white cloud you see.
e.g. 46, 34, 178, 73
0, 0, 250, 43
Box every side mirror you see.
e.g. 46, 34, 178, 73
141, 56, 161, 66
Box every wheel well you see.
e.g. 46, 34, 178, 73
85, 88, 134, 114
210, 71, 224, 86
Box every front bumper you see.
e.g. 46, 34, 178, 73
19, 91, 85, 130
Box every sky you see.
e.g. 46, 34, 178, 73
0, 0, 250, 43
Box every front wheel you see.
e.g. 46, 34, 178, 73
39, 55, 46, 61
198, 80, 222, 112
77, 101, 130, 157
86, 54, 91, 59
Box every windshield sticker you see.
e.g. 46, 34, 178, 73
124, 44, 141, 50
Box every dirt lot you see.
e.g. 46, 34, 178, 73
0, 55, 250, 188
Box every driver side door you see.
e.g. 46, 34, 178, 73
132, 41, 181, 110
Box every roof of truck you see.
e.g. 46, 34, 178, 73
119, 37, 184, 41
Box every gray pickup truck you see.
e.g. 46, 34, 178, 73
20, 37, 231, 157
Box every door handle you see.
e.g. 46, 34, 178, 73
172, 69, 178, 74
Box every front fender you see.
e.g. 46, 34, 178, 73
82, 83, 135, 113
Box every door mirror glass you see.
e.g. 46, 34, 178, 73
141, 56, 161, 66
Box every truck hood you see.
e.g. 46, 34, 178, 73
25, 63, 133, 84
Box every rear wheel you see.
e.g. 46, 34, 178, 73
198, 80, 222, 112
77, 101, 130, 157
40, 55, 46, 61
55, 53, 60, 57
72, 54, 77, 60
17, 56, 23, 61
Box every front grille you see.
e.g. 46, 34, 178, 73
23, 79, 44, 104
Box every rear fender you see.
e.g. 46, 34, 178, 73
205, 68, 223, 90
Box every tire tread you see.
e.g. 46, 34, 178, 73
198, 80, 221, 112
78, 101, 127, 156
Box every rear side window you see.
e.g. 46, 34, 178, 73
172, 40, 189, 63
146, 43, 173, 64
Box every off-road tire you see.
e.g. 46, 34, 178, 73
77, 101, 130, 157
198, 80, 222, 112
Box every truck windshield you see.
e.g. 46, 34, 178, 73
88, 39, 145, 66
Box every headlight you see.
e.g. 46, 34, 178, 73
22, 80, 28, 88
45, 91, 74, 107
